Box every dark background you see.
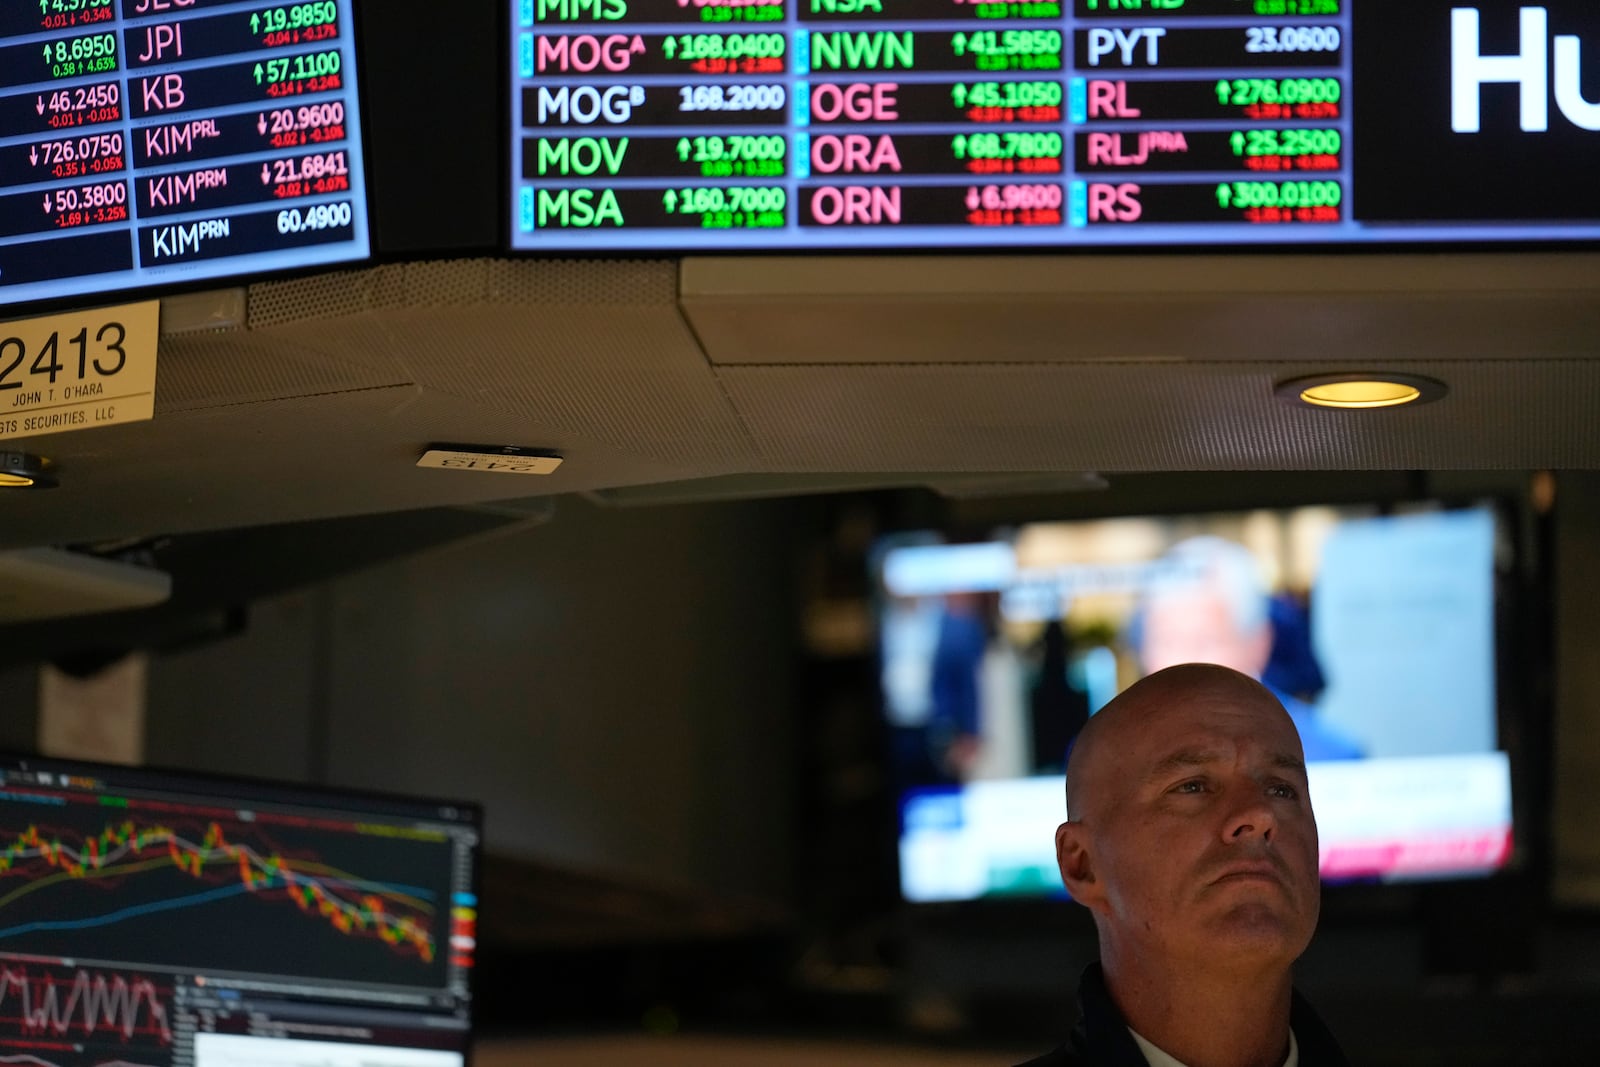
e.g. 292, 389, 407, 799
357, 0, 500, 255
1354, 0, 1600, 222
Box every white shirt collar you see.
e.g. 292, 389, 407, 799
1127, 1026, 1299, 1067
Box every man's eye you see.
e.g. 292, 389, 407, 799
1173, 780, 1207, 794
1267, 783, 1299, 799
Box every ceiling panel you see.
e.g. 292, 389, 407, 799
0, 255, 1596, 554
681, 255, 1600, 365
718, 360, 1600, 471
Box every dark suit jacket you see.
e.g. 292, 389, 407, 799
1015, 964, 1349, 1067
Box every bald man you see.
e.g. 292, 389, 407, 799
1017, 664, 1349, 1067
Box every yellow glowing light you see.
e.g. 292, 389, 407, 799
1297, 380, 1423, 409
0, 473, 35, 488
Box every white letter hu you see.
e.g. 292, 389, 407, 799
1555, 31, 1600, 129
1452, 6, 1548, 132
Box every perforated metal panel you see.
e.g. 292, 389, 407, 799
247, 259, 681, 329
390, 309, 750, 464
484, 259, 679, 306
0, 259, 753, 547
683, 254, 1600, 367
247, 265, 398, 328
5, 254, 1600, 550
155, 331, 408, 412
719, 360, 1600, 471
0, 387, 719, 550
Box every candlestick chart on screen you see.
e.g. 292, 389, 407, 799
0, 799, 453, 991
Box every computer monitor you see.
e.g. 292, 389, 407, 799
0, 0, 372, 310
0, 756, 479, 1067
876, 502, 1515, 902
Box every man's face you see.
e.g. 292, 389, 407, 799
1070, 686, 1321, 972
1139, 585, 1271, 678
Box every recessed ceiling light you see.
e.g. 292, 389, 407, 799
1275, 373, 1447, 410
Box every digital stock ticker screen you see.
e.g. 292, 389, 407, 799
510, 0, 1600, 250
0, 757, 478, 1067
0, 0, 370, 308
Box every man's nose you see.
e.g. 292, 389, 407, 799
1224, 793, 1277, 843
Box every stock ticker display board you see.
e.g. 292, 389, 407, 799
509, 0, 1600, 250
0, 0, 369, 307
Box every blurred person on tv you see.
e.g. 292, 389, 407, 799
1030, 619, 1091, 774
927, 591, 988, 781
1136, 537, 1363, 762
1019, 665, 1349, 1066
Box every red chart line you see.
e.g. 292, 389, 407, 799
0, 1057, 163, 1067
0, 966, 173, 1044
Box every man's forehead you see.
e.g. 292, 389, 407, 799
1111, 692, 1303, 765
1141, 742, 1308, 779
1065, 664, 1303, 814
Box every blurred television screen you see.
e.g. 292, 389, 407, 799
876, 504, 1512, 902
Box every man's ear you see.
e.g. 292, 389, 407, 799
1056, 820, 1105, 908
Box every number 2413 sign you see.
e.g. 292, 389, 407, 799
0, 301, 158, 441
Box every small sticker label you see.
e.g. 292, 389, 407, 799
0, 301, 159, 442
417, 448, 562, 475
